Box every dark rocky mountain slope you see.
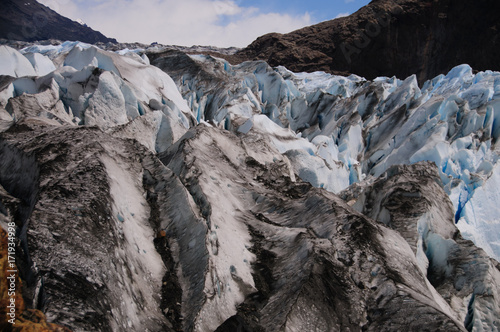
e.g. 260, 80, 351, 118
235, 0, 500, 84
0, 0, 116, 43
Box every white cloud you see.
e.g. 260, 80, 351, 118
212, 0, 242, 16
38, 0, 312, 47
335, 12, 350, 19
38, 0, 79, 17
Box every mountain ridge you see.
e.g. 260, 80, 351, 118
0, 0, 116, 44
3, 0, 499, 86
234, 0, 500, 84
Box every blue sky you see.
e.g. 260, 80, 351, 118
238, 0, 370, 22
39, 0, 370, 47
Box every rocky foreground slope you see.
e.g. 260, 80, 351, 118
234, 0, 500, 84
0, 43, 500, 331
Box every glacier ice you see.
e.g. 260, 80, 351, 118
0, 45, 36, 77
151, 52, 500, 262
0, 44, 192, 156
85, 71, 133, 128
21, 41, 93, 60
340, 162, 500, 330
3, 42, 500, 262
23, 52, 56, 76
458, 162, 500, 258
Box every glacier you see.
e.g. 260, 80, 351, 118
151, 51, 500, 261
2, 41, 500, 260
1, 42, 499, 331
